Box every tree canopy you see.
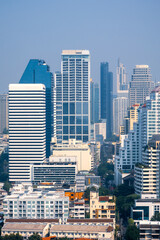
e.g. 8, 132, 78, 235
151, 212, 160, 221
125, 219, 139, 240
28, 233, 42, 240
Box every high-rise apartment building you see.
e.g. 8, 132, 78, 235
129, 65, 154, 106
113, 97, 128, 135
0, 94, 8, 134
100, 62, 113, 139
19, 59, 53, 158
9, 84, 46, 182
117, 59, 128, 97
55, 50, 90, 143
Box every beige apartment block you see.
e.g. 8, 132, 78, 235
90, 191, 115, 219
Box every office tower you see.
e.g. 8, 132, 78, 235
129, 65, 154, 106
91, 80, 100, 124
90, 79, 94, 124
117, 59, 128, 97
94, 83, 100, 123
0, 94, 8, 134
113, 97, 128, 135
55, 50, 90, 143
100, 62, 113, 139
19, 59, 53, 158
9, 84, 46, 182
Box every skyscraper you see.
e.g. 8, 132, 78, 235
94, 83, 100, 123
129, 65, 154, 106
90, 78, 94, 124
19, 59, 53, 158
100, 62, 113, 139
55, 50, 90, 143
117, 59, 128, 97
0, 94, 8, 134
9, 84, 46, 182
113, 97, 128, 135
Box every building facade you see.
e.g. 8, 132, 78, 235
8, 84, 46, 182
117, 59, 128, 97
3, 189, 69, 221
90, 191, 115, 219
113, 97, 128, 135
19, 59, 53, 158
100, 62, 113, 139
55, 50, 90, 143
0, 94, 8, 134
129, 65, 154, 107
50, 138, 92, 171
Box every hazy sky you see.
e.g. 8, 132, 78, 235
0, 0, 160, 93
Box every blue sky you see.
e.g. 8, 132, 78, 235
0, 0, 160, 93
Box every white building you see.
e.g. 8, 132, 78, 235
8, 84, 46, 182
50, 138, 92, 171
3, 186, 69, 222
94, 121, 106, 140
113, 97, 128, 135
55, 50, 90, 143
132, 196, 160, 223
117, 59, 128, 97
135, 135, 160, 196
129, 65, 154, 107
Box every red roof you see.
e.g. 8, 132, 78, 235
99, 196, 109, 201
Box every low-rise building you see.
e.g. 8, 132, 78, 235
3, 189, 69, 222
90, 192, 115, 219
69, 200, 85, 219
1, 222, 49, 239
50, 139, 92, 172
76, 172, 101, 192
131, 196, 160, 223
50, 224, 114, 240
31, 164, 77, 186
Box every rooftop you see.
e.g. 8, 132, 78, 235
50, 224, 112, 233
2, 223, 47, 231
62, 50, 90, 55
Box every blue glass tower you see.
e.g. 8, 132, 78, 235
94, 83, 100, 123
19, 59, 53, 158
100, 62, 113, 139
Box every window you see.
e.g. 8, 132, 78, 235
63, 116, 68, 124
70, 116, 75, 124
83, 102, 88, 114
63, 103, 68, 114
63, 126, 68, 134
70, 103, 75, 114
76, 102, 81, 114
76, 126, 81, 134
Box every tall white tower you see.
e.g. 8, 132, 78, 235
9, 84, 46, 182
55, 50, 90, 143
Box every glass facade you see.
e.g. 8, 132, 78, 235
100, 62, 113, 139
55, 50, 90, 143
19, 59, 53, 158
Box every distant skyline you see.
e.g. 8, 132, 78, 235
0, 0, 160, 93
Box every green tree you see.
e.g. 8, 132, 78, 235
3, 233, 23, 240
84, 186, 97, 200
125, 219, 139, 240
28, 233, 42, 240
3, 181, 12, 193
99, 186, 109, 196
151, 212, 160, 221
